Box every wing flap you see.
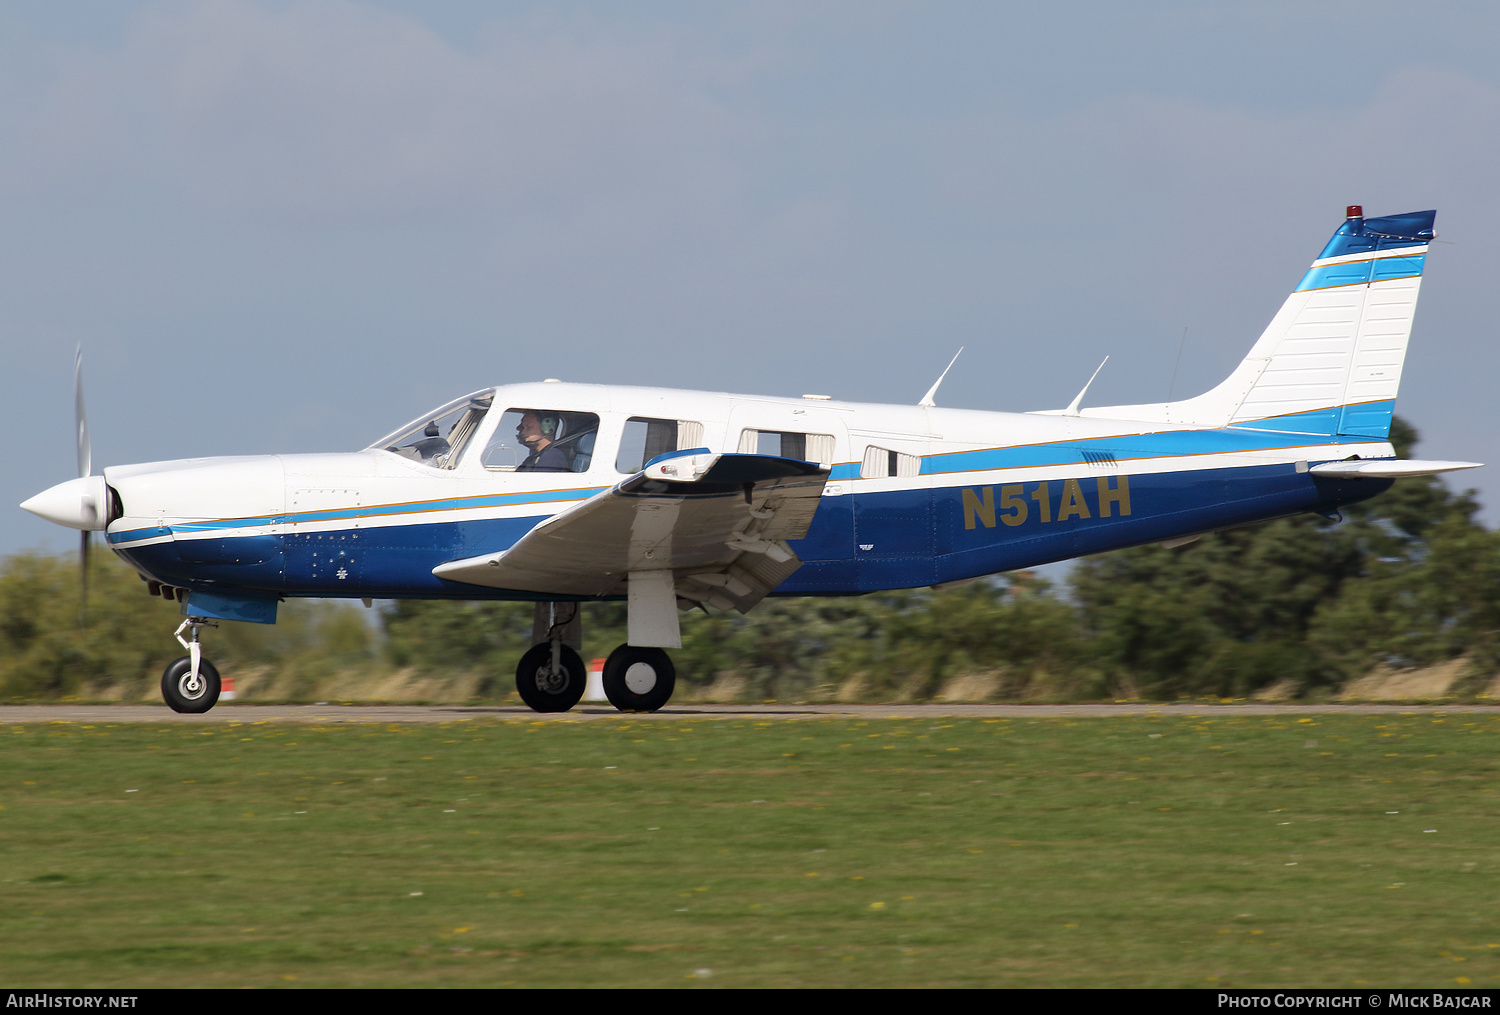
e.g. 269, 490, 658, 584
432, 452, 829, 611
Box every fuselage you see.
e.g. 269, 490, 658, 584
100, 379, 1392, 606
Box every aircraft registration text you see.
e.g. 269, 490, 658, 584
962, 476, 1131, 530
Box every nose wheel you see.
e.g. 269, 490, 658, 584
602, 645, 676, 712
161, 655, 221, 713
161, 618, 221, 713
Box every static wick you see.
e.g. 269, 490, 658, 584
1168, 326, 1188, 402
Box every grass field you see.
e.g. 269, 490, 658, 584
2, 712, 1498, 988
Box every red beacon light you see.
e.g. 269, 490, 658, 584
1346, 204, 1364, 219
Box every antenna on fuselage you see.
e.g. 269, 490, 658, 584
1063, 356, 1109, 416
918, 347, 964, 408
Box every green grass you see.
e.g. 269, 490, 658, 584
2, 713, 1498, 987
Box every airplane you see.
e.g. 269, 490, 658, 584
20, 206, 1481, 715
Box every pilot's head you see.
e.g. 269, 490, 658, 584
517, 411, 557, 450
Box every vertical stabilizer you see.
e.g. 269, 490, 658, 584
1066, 208, 1435, 437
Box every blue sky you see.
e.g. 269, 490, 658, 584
6, 1, 1500, 555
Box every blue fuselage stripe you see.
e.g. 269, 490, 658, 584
106, 486, 605, 545
919, 409, 1388, 476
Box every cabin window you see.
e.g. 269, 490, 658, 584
737, 429, 835, 466
861, 445, 921, 478
484, 409, 601, 473
615, 417, 706, 474
377, 395, 492, 470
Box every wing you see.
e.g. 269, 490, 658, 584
432, 452, 830, 613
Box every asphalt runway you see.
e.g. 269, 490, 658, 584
2, 702, 1494, 723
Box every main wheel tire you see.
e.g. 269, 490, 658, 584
161, 656, 222, 714
602, 645, 676, 713
515, 643, 586, 713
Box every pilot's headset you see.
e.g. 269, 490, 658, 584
538, 415, 559, 440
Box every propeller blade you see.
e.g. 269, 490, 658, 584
75, 345, 91, 479
79, 529, 90, 630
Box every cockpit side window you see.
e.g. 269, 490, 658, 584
379, 397, 492, 470
485, 409, 602, 474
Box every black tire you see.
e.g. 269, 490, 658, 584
161, 656, 221, 714
602, 645, 676, 713
515, 643, 586, 713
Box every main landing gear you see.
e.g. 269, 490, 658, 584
601, 645, 675, 713
515, 601, 587, 712
162, 618, 221, 714
515, 602, 677, 714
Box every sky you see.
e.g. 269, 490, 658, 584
6, 1, 1500, 557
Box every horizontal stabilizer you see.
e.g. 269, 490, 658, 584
1308, 459, 1482, 479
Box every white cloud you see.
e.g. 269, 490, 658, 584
19, 0, 756, 225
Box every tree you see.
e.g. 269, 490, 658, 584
1069, 418, 1492, 696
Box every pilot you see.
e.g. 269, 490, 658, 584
515, 411, 570, 472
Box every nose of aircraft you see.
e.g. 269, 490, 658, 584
20, 475, 110, 531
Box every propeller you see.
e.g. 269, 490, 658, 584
76, 346, 92, 628
18, 347, 114, 628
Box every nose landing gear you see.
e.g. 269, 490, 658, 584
161, 618, 221, 714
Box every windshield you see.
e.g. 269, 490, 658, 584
367, 389, 495, 470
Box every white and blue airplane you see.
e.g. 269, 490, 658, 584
21, 206, 1480, 714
